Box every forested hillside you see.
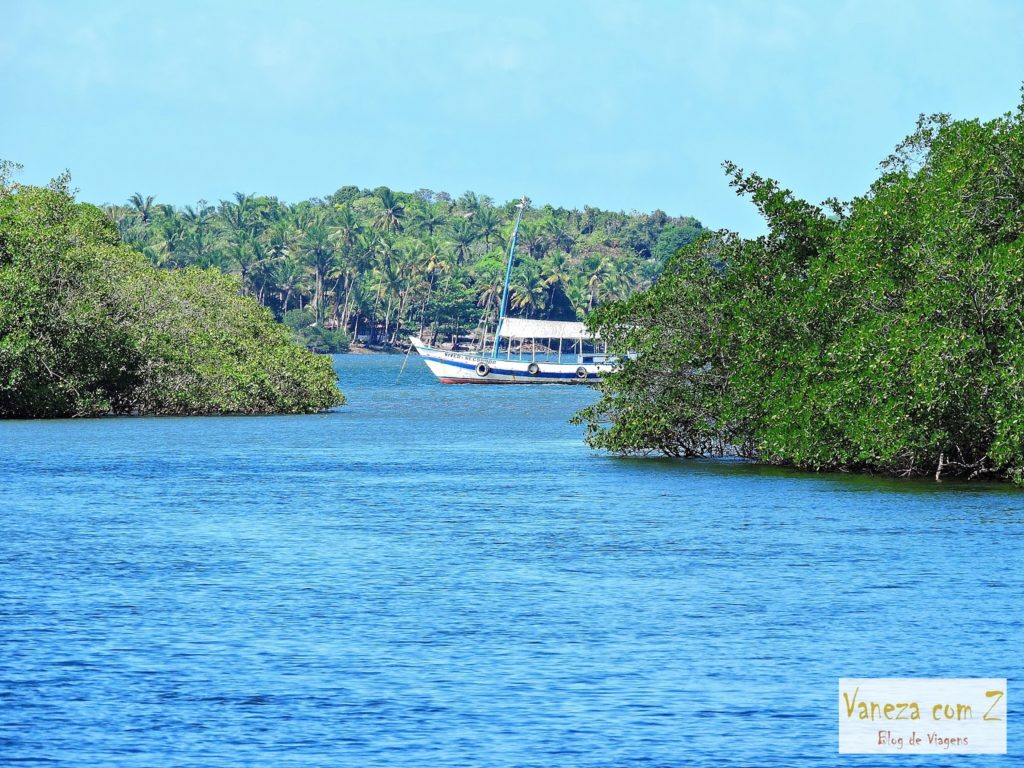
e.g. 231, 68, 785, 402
576, 102, 1024, 483
105, 187, 703, 351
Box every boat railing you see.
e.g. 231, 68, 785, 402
493, 335, 609, 365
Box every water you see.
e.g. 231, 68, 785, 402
1, 355, 1021, 767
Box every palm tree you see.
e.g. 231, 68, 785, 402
411, 206, 446, 235
104, 182, 664, 340
347, 275, 373, 343
365, 232, 402, 339
117, 218, 148, 249
516, 220, 547, 260
154, 214, 186, 267
585, 256, 617, 310
541, 251, 573, 310
509, 261, 548, 317
335, 230, 377, 331
564, 279, 588, 320
103, 204, 131, 225
608, 256, 637, 300
181, 202, 214, 264
204, 249, 233, 274
264, 219, 297, 262
475, 207, 502, 247
475, 269, 504, 313
330, 205, 361, 252
300, 218, 338, 324
371, 231, 398, 272
273, 257, 307, 313
379, 256, 408, 345
544, 217, 576, 252
128, 193, 155, 223
457, 190, 480, 213
447, 218, 478, 266
233, 191, 254, 218
414, 237, 450, 334
231, 238, 268, 295
373, 188, 404, 233
217, 200, 247, 243
580, 205, 598, 234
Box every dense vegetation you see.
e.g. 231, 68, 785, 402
104, 186, 703, 350
576, 101, 1024, 483
0, 164, 343, 418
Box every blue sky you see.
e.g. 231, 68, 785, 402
2, 0, 1022, 235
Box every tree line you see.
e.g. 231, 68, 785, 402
576, 99, 1024, 483
104, 186, 703, 351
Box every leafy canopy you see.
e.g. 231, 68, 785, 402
0, 173, 344, 417
576, 99, 1024, 483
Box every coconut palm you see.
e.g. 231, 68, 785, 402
263, 219, 295, 262
475, 270, 504, 312
154, 213, 186, 267
456, 190, 480, 213
231, 237, 270, 295
447, 218, 478, 266
414, 237, 450, 334
541, 251, 574, 309
544, 217, 576, 252
330, 205, 361, 252
117, 217, 148, 249
299, 219, 338, 324
128, 193, 155, 223
410, 206, 446, 235
509, 261, 548, 316
273, 257, 307, 313
373, 188, 404, 233
516, 220, 547, 260
217, 200, 248, 245
181, 203, 214, 265
584, 256, 618, 310
204, 249, 233, 274
380, 252, 411, 344
107, 182, 676, 347
475, 207, 502, 247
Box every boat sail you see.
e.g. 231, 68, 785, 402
410, 197, 618, 384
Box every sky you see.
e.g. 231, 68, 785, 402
2, 0, 1023, 236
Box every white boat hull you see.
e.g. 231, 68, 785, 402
410, 337, 614, 384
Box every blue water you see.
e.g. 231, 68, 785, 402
1, 355, 1021, 767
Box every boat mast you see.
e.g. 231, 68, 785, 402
491, 196, 528, 359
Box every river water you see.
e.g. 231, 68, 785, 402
1, 355, 1020, 767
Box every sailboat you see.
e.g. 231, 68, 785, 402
410, 197, 618, 384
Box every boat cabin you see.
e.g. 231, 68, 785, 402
494, 318, 610, 365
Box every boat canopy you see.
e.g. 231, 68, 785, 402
498, 318, 596, 340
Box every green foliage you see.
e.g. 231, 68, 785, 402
103, 184, 702, 348
424, 281, 478, 340
576, 101, 1024, 483
652, 220, 704, 266
281, 309, 351, 353
0, 178, 344, 418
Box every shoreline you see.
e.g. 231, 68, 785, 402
344, 345, 406, 355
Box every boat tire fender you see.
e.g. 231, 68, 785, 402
576, 366, 588, 380
476, 362, 490, 377
527, 362, 540, 376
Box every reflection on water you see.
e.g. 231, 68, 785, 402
1, 355, 1021, 767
